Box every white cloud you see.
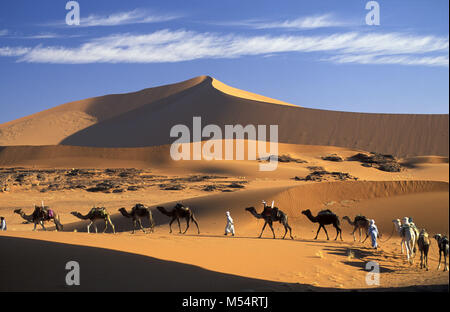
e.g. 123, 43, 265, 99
0, 29, 9, 36
0, 47, 30, 57
247, 14, 345, 30
80, 9, 179, 27
1, 29, 448, 67
327, 54, 449, 67
214, 14, 347, 30
42, 9, 179, 27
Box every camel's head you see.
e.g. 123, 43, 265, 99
175, 203, 185, 209
392, 219, 401, 224
434, 234, 442, 241
419, 229, 428, 238
13, 209, 22, 214
118, 208, 126, 213
70, 211, 78, 216
245, 207, 255, 212
301, 209, 311, 216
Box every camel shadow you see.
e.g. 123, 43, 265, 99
322, 246, 396, 273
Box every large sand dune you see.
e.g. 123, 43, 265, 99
1, 76, 448, 157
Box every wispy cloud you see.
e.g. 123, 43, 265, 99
44, 9, 179, 27
326, 54, 449, 67
1, 29, 448, 67
0, 29, 8, 36
0, 46, 30, 57
236, 14, 346, 30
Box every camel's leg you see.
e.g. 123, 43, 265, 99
107, 217, 115, 234
420, 251, 424, 269
168, 218, 176, 233
282, 223, 293, 239
322, 226, 330, 240
177, 218, 182, 234
182, 217, 190, 234
358, 227, 362, 242
437, 251, 441, 270
445, 253, 448, 272
314, 225, 323, 240
333, 223, 342, 241
87, 221, 93, 234
259, 221, 268, 238
148, 215, 154, 233
103, 219, 108, 233
268, 221, 275, 239
33, 222, 37, 231
351, 227, 357, 242
40, 221, 46, 231
287, 223, 294, 239
137, 219, 146, 233
191, 215, 200, 234
132, 219, 138, 234
362, 230, 370, 243
94, 222, 98, 234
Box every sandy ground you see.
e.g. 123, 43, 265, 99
0, 148, 448, 291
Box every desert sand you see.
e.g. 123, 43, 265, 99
0, 76, 448, 292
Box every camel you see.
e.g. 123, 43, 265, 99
342, 215, 370, 242
433, 234, 449, 271
417, 229, 430, 270
71, 206, 115, 234
118, 203, 155, 234
392, 218, 416, 264
156, 203, 200, 234
245, 202, 293, 239
301, 209, 342, 241
14, 205, 63, 231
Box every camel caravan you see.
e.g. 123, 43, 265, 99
10, 199, 449, 271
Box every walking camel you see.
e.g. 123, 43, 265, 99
71, 206, 115, 234
342, 215, 370, 242
433, 234, 449, 271
301, 209, 342, 241
14, 204, 63, 231
156, 203, 200, 234
417, 229, 430, 270
392, 218, 416, 264
245, 201, 293, 239
118, 203, 155, 234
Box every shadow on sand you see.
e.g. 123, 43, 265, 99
0, 236, 446, 292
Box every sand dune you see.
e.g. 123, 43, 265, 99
0, 76, 448, 157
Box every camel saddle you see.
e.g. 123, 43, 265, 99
91, 207, 107, 217
262, 206, 280, 218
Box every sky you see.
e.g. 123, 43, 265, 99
0, 0, 448, 124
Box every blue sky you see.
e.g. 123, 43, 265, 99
0, 0, 448, 124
